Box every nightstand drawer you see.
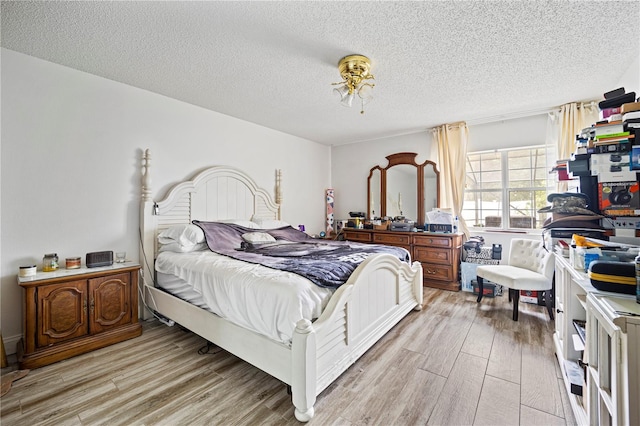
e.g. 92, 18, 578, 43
413, 235, 452, 248
414, 246, 451, 265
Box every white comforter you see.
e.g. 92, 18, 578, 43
155, 251, 334, 344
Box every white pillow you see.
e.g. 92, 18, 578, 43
217, 219, 260, 229
242, 232, 276, 244
159, 242, 208, 253
158, 224, 205, 247
251, 216, 291, 229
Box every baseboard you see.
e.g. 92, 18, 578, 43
3, 334, 22, 356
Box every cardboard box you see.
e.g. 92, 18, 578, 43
460, 262, 478, 292
464, 246, 494, 261
471, 279, 503, 297
568, 155, 590, 177
520, 290, 546, 305
593, 169, 637, 182
595, 142, 631, 154
599, 181, 640, 212
632, 145, 640, 170
465, 258, 500, 265
372, 220, 390, 230
590, 152, 627, 167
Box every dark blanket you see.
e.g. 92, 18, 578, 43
192, 221, 411, 288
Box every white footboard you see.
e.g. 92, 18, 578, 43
290, 254, 423, 421
145, 254, 422, 423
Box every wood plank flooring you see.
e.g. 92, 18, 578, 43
1, 288, 577, 425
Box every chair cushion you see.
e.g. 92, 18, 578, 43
476, 265, 552, 291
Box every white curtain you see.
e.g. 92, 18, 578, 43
548, 102, 599, 192
434, 122, 469, 237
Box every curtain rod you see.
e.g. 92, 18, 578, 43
465, 100, 599, 126
430, 122, 466, 132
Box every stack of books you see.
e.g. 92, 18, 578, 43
551, 159, 569, 180
598, 88, 635, 120
622, 101, 640, 132
593, 120, 634, 152
574, 132, 590, 155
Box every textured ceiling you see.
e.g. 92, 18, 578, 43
2, 1, 639, 146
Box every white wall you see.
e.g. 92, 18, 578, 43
616, 55, 639, 94
331, 132, 436, 222
331, 114, 549, 222
331, 115, 550, 261
468, 114, 548, 152
0, 49, 331, 353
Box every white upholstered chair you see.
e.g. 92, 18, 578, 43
476, 238, 554, 321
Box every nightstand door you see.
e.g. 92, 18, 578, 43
89, 272, 131, 333
37, 280, 88, 347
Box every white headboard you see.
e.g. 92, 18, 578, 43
139, 149, 282, 285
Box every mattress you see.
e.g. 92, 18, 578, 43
154, 251, 334, 344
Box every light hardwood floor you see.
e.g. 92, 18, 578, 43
1, 288, 577, 425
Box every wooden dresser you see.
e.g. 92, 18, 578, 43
343, 229, 462, 291
18, 263, 142, 369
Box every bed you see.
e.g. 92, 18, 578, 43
139, 149, 424, 421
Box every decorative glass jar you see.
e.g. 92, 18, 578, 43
42, 253, 59, 272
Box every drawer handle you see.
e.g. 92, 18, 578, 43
425, 269, 436, 275
556, 308, 563, 314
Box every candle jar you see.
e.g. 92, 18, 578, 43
66, 257, 81, 269
42, 253, 59, 272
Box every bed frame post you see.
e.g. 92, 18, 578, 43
140, 148, 157, 320
291, 319, 316, 422
413, 261, 424, 310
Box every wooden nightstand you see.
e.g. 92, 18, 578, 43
17, 262, 142, 369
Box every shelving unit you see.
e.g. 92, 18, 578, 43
585, 294, 640, 425
554, 253, 590, 424
554, 252, 640, 425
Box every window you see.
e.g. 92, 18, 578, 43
463, 146, 553, 230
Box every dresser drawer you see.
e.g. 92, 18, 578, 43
414, 246, 451, 265
373, 233, 411, 246
421, 263, 454, 282
344, 230, 371, 242
413, 235, 452, 248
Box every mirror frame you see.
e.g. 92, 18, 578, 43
368, 152, 440, 226
367, 166, 383, 219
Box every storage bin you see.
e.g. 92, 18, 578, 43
471, 279, 502, 297
520, 290, 546, 305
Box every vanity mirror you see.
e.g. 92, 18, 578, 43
367, 152, 440, 226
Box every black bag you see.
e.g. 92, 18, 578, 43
463, 236, 485, 253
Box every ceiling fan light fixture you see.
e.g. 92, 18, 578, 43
341, 91, 355, 108
357, 83, 374, 102
332, 54, 375, 114
333, 84, 350, 102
